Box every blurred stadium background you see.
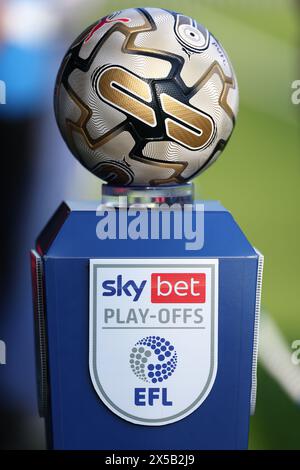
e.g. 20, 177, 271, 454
0, 0, 299, 449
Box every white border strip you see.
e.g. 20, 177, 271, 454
250, 248, 264, 415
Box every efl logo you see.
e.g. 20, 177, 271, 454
151, 273, 206, 304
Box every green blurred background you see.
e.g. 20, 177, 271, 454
89, 0, 300, 449
0, 0, 299, 450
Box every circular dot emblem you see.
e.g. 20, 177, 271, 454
129, 336, 177, 383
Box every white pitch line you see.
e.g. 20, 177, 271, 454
259, 312, 300, 405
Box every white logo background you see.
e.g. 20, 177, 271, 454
89, 259, 218, 425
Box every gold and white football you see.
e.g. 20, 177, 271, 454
54, 7, 239, 186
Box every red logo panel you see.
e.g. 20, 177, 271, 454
151, 273, 206, 303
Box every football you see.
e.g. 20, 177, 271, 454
54, 7, 239, 186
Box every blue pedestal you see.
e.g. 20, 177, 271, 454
31, 200, 263, 450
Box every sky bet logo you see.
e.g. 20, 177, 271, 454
151, 273, 205, 303
102, 276, 146, 302
102, 273, 206, 303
